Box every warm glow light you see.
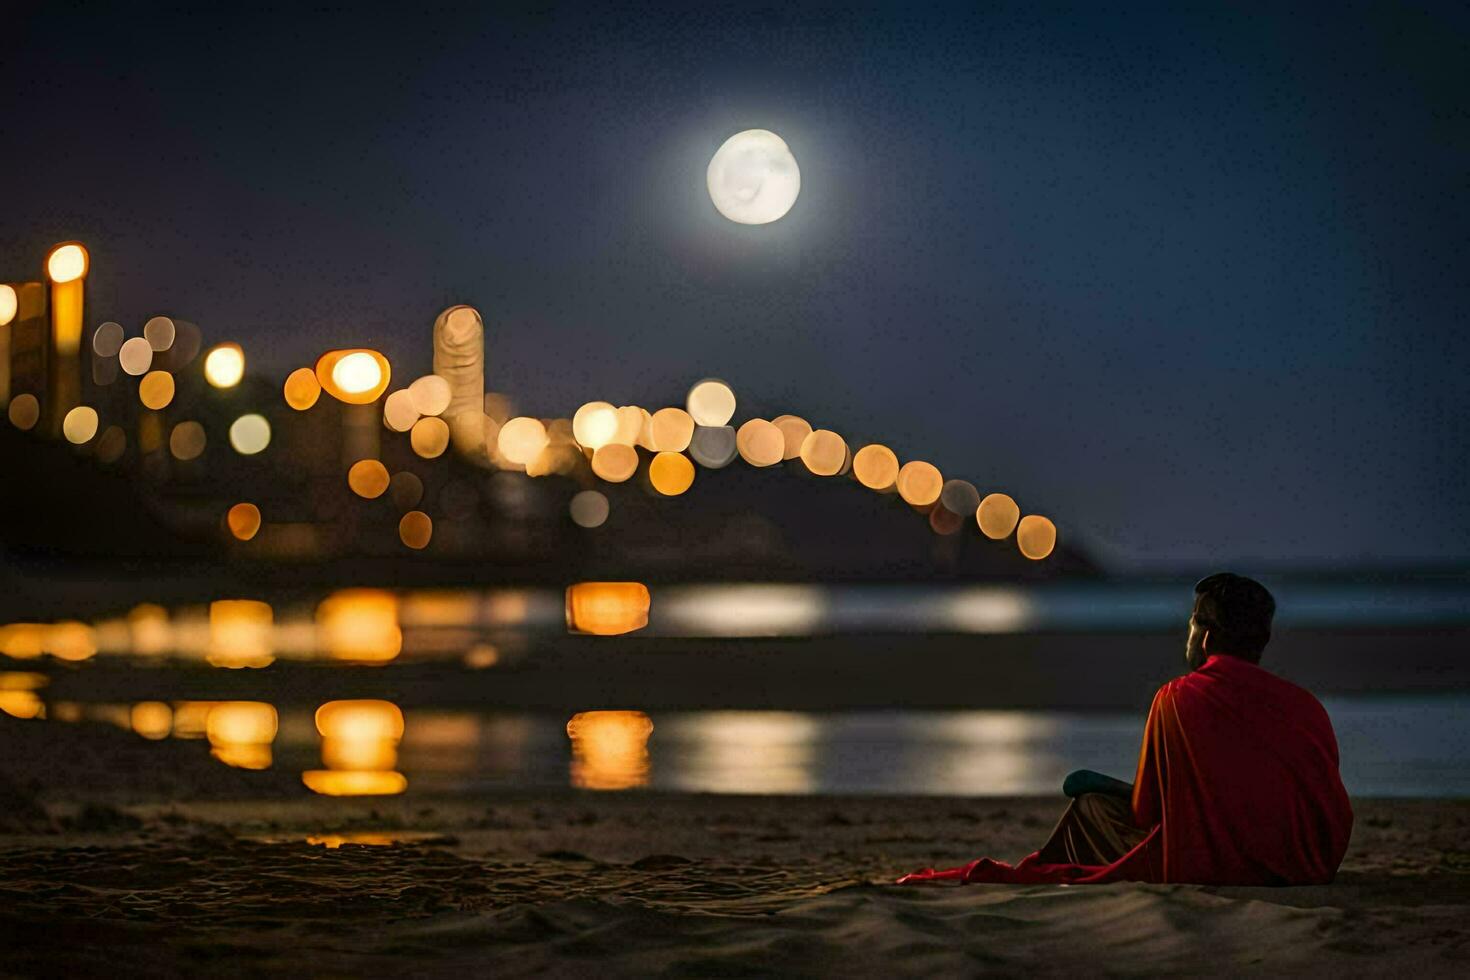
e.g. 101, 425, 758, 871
591, 443, 639, 483
347, 459, 391, 498
206, 701, 277, 769
302, 770, 407, 796
382, 389, 419, 431
227, 502, 262, 541
389, 471, 424, 510
799, 429, 847, 476
130, 701, 172, 740
203, 343, 245, 388
498, 416, 549, 465
573, 401, 619, 450
1017, 515, 1058, 560
208, 600, 274, 668
399, 511, 433, 549
316, 349, 391, 404
687, 425, 737, 469
567, 710, 654, 790
566, 582, 651, 636
929, 504, 965, 535
736, 419, 784, 467
317, 590, 402, 662
0, 624, 45, 659
0, 284, 15, 327
408, 374, 452, 416
649, 451, 696, 495
610, 405, 644, 446
138, 371, 175, 410
976, 493, 1021, 539
569, 490, 610, 527
46, 243, 88, 283
650, 407, 695, 452
772, 415, 812, 460
410, 416, 450, 458
7, 394, 39, 431
686, 379, 736, 427
169, 421, 207, 460
853, 444, 899, 490
118, 337, 153, 376
129, 604, 170, 657
897, 460, 943, 506
707, 129, 801, 225
316, 699, 405, 740
228, 414, 271, 455
62, 406, 98, 444
283, 368, 321, 410
46, 621, 96, 662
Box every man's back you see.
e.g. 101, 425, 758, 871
1133, 654, 1353, 884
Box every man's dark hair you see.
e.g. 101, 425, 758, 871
1192, 572, 1275, 662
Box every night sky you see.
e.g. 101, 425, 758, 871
3, 2, 1466, 571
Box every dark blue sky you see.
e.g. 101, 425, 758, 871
4, 2, 1466, 570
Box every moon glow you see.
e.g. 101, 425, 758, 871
707, 129, 800, 224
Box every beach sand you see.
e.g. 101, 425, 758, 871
2, 717, 1468, 977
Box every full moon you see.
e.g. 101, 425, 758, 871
706, 129, 800, 225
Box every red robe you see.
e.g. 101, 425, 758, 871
899, 654, 1353, 886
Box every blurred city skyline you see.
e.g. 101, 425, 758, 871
2, 3, 1466, 571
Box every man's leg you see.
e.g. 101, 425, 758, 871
1034, 793, 1149, 866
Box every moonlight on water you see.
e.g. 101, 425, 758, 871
706, 129, 801, 225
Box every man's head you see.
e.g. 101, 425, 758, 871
1185, 572, 1276, 670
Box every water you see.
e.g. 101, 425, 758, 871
10, 679, 1467, 797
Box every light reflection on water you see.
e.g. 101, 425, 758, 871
4, 674, 1466, 798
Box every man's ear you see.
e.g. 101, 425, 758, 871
1201, 629, 1210, 652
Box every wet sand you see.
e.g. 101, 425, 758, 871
3, 718, 1469, 977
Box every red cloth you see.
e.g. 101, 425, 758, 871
899, 654, 1353, 886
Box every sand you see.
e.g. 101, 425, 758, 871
2, 718, 1469, 977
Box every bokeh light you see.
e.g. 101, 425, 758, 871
1016, 514, 1058, 560
897, 460, 943, 506
410, 416, 450, 458
569, 490, 610, 527
773, 415, 812, 460
498, 416, 549, 465
611, 405, 644, 446
0, 284, 15, 327
929, 505, 965, 535
566, 711, 654, 790
799, 429, 847, 476
382, 389, 419, 432
143, 316, 175, 351
8, 394, 39, 431
203, 343, 245, 388
283, 367, 321, 411
207, 601, 274, 669
389, 471, 423, 510
228, 414, 271, 455
736, 419, 784, 467
591, 443, 639, 482
399, 510, 433, 549
118, 337, 153, 376
688, 425, 738, 467
130, 701, 172, 740
206, 701, 277, 768
46, 621, 96, 661
566, 582, 651, 636
92, 321, 124, 357
169, 421, 207, 460
96, 425, 126, 463
941, 479, 981, 516
572, 401, 619, 450
62, 406, 98, 445
976, 493, 1021, 539
649, 451, 696, 495
650, 407, 695, 452
317, 590, 402, 662
46, 243, 88, 282
686, 379, 736, 427
408, 374, 452, 416
316, 349, 391, 404
138, 370, 175, 410
347, 459, 391, 498
227, 502, 262, 541
852, 444, 899, 490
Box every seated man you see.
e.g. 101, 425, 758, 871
900, 573, 1353, 886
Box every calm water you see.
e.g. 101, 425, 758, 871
7, 677, 1466, 797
